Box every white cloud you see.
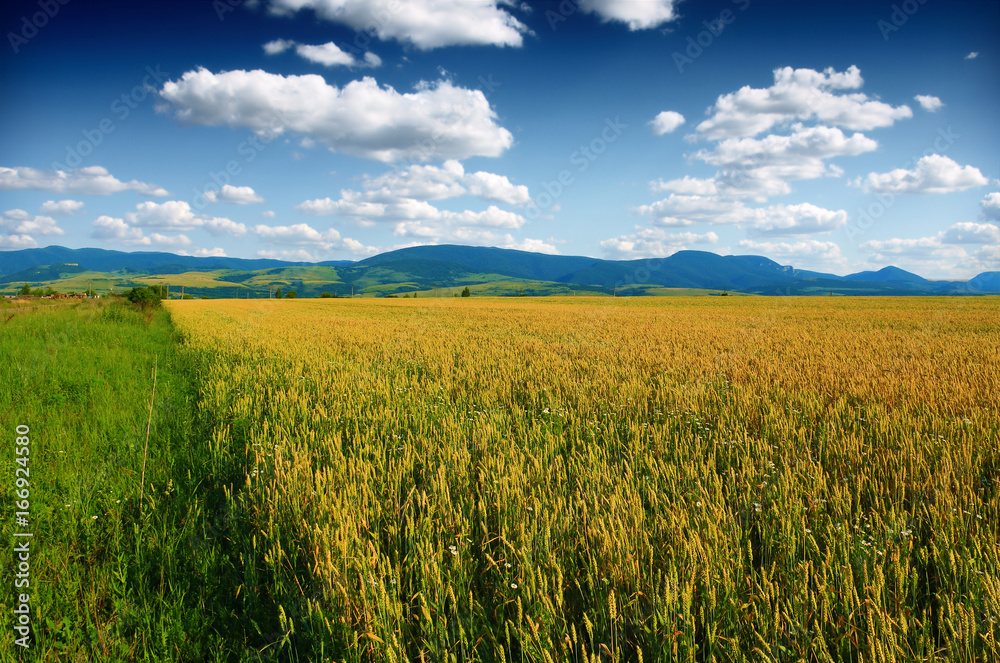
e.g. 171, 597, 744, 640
649, 110, 685, 135
203, 184, 265, 205
578, 0, 679, 30
600, 228, 718, 260
297, 162, 530, 231
737, 238, 847, 270
940, 222, 1000, 245
263, 38, 294, 55
194, 247, 228, 257
634, 195, 846, 235
39, 199, 84, 215
389, 220, 546, 252
979, 192, 1000, 223
89, 202, 245, 248
202, 217, 248, 236
748, 203, 847, 236
0, 233, 36, 249
914, 95, 943, 112
265, 0, 528, 49
254, 222, 377, 254
265, 39, 382, 68
126, 200, 199, 229
694, 66, 911, 140
504, 238, 560, 255
693, 124, 878, 201
0, 166, 167, 196
159, 69, 513, 162
650, 176, 718, 196
257, 248, 318, 262
855, 154, 988, 194
149, 233, 192, 249
860, 220, 1000, 278
2, 209, 64, 236
965, 51, 979, 60
91, 215, 150, 245
261, 210, 276, 219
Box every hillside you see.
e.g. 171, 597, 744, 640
1, 244, 997, 297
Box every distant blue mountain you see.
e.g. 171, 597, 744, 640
1, 244, 997, 296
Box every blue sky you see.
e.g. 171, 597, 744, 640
1, 0, 998, 278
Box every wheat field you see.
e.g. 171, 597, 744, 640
166, 296, 1000, 662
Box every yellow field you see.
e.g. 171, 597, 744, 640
167, 296, 1000, 661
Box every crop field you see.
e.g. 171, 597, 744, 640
159, 296, 1000, 662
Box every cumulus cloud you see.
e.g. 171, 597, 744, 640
965, 52, 979, 60
0, 166, 167, 196
159, 69, 513, 162
202, 217, 248, 236
194, 247, 228, 257
736, 239, 847, 270
650, 176, 718, 196
351, 160, 530, 206
39, 199, 84, 215
0, 233, 36, 249
257, 248, 319, 262
914, 95, 943, 112
254, 222, 377, 255
90, 202, 245, 248
388, 220, 549, 253
692, 124, 877, 201
263, 38, 294, 55
600, 228, 718, 260
854, 154, 988, 194
860, 218, 1000, 277
577, 0, 679, 30
148, 233, 192, 249
634, 195, 846, 235
940, 222, 1000, 245
2, 209, 64, 236
264, 0, 528, 49
504, 238, 561, 255
92, 215, 148, 245
264, 39, 381, 68
694, 66, 912, 140
295, 161, 530, 243
649, 111, 685, 135
203, 184, 265, 205
979, 192, 1000, 223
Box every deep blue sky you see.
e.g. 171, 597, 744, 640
2, 0, 998, 277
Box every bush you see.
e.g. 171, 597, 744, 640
125, 286, 163, 309
320, 292, 333, 298
286, 291, 297, 299
461, 287, 471, 297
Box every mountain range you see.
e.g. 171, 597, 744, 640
1, 245, 997, 297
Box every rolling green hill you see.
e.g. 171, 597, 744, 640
1, 244, 997, 297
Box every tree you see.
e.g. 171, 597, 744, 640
274, 287, 283, 299
461, 287, 471, 298
19, 284, 31, 296
126, 286, 163, 309
285, 291, 297, 299
320, 292, 333, 298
